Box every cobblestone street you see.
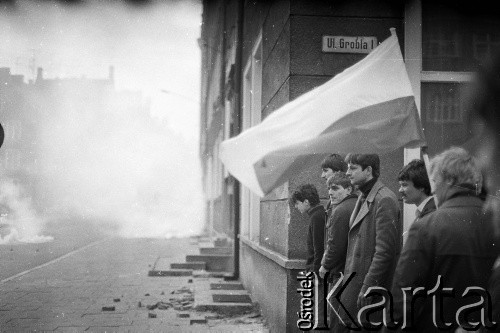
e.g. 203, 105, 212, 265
0, 237, 268, 332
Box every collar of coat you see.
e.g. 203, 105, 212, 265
307, 204, 325, 216
365, 179, 384, 203
338, 193, 358, 205
359, 177, 378, 197
419, 197, 437, 218
439, 187, 483, 209
350, 180, 386, 230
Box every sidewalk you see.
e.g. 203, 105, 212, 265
0, 236, 269, 332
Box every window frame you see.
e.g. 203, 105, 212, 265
239, 31, 263, 243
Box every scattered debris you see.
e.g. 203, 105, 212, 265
218, 311, 266, 325
102, 306, 115, 311
157, 301, 171, 310
171, 286, 192, 294
190, 317, 207, 325
140, 287, 195, 313
146, 304, 157, 310
205, 314, 222, 320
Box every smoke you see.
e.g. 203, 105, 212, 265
0, 0, 204, 240
0, 179, 53, 244
33, 87, 203, 238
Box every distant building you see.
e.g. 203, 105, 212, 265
0, 65, 147, 212
0, 67, 39, 187
198, 1, 500, 331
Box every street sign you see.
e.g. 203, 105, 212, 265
322, 36, 378, 54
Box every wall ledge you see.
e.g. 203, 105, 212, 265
239, 236, 305, 270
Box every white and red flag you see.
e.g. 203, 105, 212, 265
219, 28, 426, 197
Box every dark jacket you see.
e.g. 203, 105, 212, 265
321, 194, 357, 281
338, 180, 402, 329
391, 188, 498, 332
417, 197, 436, 220
306, 204, 326, 275
402, 198, 436, 244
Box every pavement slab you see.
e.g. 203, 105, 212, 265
0, 236, 268, 332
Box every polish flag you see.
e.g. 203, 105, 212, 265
220, 28, 426, 197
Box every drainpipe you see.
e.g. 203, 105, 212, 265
225, 0, 244, 281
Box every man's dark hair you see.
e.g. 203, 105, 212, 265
398, 159, 431, 196
345, 153, 380, 178
290, 184, 320, 206
321, 153, 347, 172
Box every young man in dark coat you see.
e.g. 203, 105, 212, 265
391, 147, 498, 332
318, 172, 357, 331
291, 184, 327, 328
291, 184, 325, 276
337, 153, 402, 331
397, 159, 436, 242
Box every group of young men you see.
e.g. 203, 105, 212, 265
291, 148, 498, 332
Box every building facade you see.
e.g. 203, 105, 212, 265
199, 1, 500, 331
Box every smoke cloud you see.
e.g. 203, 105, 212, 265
0, 0, 204, 241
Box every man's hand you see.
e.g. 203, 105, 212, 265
357, 285, 370, 309
319, 266, 328, 279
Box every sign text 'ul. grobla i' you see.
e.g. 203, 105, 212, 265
322, 36, 378, 54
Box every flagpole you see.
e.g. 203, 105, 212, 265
422, 146, 438, 208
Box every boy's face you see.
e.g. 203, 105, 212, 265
328, 184, 351, 204
321, 168, 335, 180
294, 199, 310, 214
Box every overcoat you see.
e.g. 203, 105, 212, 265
305, 204, 326, 275
321, 193, 357, 280
338, 180, 402, 329
391, 188, 498, 332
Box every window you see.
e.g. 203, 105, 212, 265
422, 2, 500, 72
423, 83, 465, 124
240, 32, 262, 243
406, 0, 500, 157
